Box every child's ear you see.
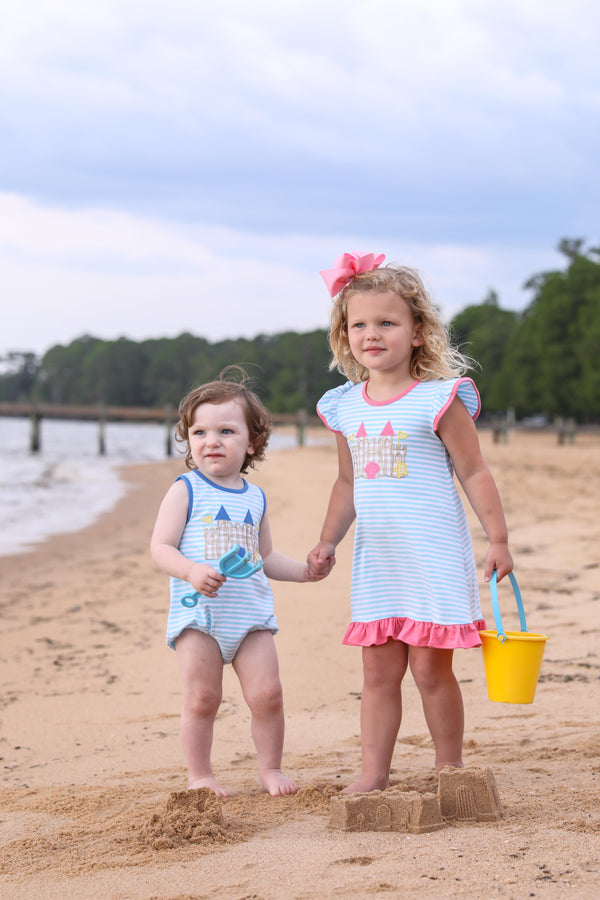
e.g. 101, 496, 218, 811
413, 322, 424, 346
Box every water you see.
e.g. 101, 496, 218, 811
0, 417, 306, 557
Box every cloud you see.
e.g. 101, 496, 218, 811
1, 192, 564, 356
4, 1, 598, 217
0, 1, 596, 354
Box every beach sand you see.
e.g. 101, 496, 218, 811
1, 428, 599, 898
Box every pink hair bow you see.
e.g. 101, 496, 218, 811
319, 251, 386, 298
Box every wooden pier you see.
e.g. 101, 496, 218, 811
0, 402, 318, 455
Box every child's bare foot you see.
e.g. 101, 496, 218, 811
188, 775, 230, 797
341, 776, 389, 795
260, 769, 298, 796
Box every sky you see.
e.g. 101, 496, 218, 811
1, 0, 599, 359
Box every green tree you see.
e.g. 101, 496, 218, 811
500, 242, 600, 420
36, 336, 102, 403
0, 352, 38, 401
450, 291, 519, 413
79, 338, 148, 405
141, 334, 214, 407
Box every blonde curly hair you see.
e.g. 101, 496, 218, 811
328, 264, 471, 383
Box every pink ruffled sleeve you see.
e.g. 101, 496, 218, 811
316, 382, 353, 433
432, 377, 481, 432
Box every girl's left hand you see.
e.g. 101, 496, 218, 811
305, 561, 333, 582
307, 541, 336, 579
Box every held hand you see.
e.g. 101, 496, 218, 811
484, 543, 514, 583
189, 563, 226, 598
307, 541, 336, 580
304, 561, 331, 582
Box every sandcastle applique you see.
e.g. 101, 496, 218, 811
349, 421, 409, 480
203, 505, 260, 561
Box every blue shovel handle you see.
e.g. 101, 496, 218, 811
489, 571, 528, 643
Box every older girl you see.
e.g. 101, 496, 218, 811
308, 253, 513, 793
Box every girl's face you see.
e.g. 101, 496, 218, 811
188, 399, 254, 487
346, 291, 423, 382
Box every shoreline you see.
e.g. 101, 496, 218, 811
0, 423, 328, 560
1, 432, 599, 898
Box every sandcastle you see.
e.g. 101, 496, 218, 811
329, 789, 443, 834
438, 766, 504, 822
329, 767, 503, 833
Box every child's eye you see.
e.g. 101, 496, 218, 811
351, 322, 365, 329
381, 320, 393, 327
193, 429, 205, 436
221, 428, 234, 434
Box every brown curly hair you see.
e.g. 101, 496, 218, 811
328, 264, 472, 383
175, 367, 272, 473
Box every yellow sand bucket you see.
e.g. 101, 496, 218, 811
479, 572, 548, 704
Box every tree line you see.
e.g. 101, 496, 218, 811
1, 239, 599, 421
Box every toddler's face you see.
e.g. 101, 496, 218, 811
188, 399, 254, 487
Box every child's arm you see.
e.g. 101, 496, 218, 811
258, 508, 320, 582
307, 434, 356, 577
150, 480, 226, 598
437, 396, 513, 582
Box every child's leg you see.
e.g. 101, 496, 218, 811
233, 630, 297, 796
408, 646, 464, 771
175, 628, 229, 796
344, 640, 409, 794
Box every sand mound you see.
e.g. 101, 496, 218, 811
141, 788, 245, 850
294, 781, 341, 812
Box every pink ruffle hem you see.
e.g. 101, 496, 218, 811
343, 616, 487, 650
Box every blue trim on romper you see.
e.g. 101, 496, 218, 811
191, 469, 249, 493
175, 475, 194, 524
175, 470, 250, 524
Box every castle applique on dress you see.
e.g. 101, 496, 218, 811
203, 505, 260, 561
349, 421, 409, 480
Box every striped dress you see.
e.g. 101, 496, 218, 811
166, 470, 278, 662
317, 378, 486, 649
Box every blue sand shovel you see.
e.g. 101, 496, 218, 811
180, 544, 263, 607
218, 543, 263, 579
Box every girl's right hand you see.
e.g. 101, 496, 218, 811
307, 541, 336, 579
484, 542, 513, 583
188, 563, 226, 598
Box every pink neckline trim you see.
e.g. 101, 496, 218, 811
362, 379, 420, 406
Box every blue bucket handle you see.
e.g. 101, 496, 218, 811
489, 571, 528, 644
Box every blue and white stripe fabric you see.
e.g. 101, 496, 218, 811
166, 469, 278, 662
317, 378, 483, 632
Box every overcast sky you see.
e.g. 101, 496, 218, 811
2, 0, 598, 358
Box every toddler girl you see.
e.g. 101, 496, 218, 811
308, 252, 513, 793
152, 371, 323, 796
